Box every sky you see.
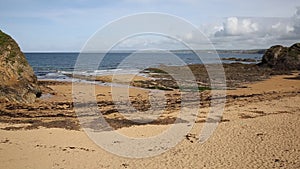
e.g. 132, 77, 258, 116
0, 0, 300, 51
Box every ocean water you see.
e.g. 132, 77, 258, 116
25, 52, 262, 80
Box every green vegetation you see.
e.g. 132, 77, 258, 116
133, 79, 211, 91
0, 30, 28, 66
5, 51, 16, 64
288, 49, 300, 60
17, 67, 24, 76
144, 68, 168, 74
177, 85, 211, 92
0, 30, 11, 46
147, 85, 173, 91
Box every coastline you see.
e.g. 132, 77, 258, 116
0, 71, 299, 168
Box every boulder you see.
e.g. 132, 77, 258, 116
0, 30, 41, 103
259, 43, 300, 70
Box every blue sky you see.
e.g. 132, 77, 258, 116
0, 0, 300, 51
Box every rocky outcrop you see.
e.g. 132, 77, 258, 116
259, 43, 300, 70
0, 30, 40, 103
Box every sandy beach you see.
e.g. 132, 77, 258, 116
0, 72, 299, 169
2, 1, 300, 168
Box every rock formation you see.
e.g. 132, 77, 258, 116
0, 30, 40, 103
259, 43, 300, 70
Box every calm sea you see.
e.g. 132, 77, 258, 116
25, 52, 262, 80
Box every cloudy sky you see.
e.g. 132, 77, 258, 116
0, 0, 300, 51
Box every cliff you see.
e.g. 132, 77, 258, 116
259, 43, 300, 70
0, 30, 40, 103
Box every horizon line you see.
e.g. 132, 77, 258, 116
23, 48, 267, 53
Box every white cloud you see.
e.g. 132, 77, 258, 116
168, 7, 300, 50
201, 7, 300, 49
114, 34, 186, 50
271, 22, 281, 29
291, 7, 300, 34
215, 17, 261, 37
89, 6, 300, 50
286, 25, 294, 33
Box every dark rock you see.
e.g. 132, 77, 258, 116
222, 57, 257, 62
259, 43, 300, 70
0, 30, 40, 103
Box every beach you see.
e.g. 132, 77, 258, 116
1, 2, 300, 168
0, 72, 299, 169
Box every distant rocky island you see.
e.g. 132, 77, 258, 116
259, 43, 300, 70
221, 43, 300, 66
0, 30, 40, 103
169, 49, 266, 54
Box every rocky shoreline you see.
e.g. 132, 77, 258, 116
1, 70, 299, 131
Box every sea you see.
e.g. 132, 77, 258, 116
25, 52, 262, 81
